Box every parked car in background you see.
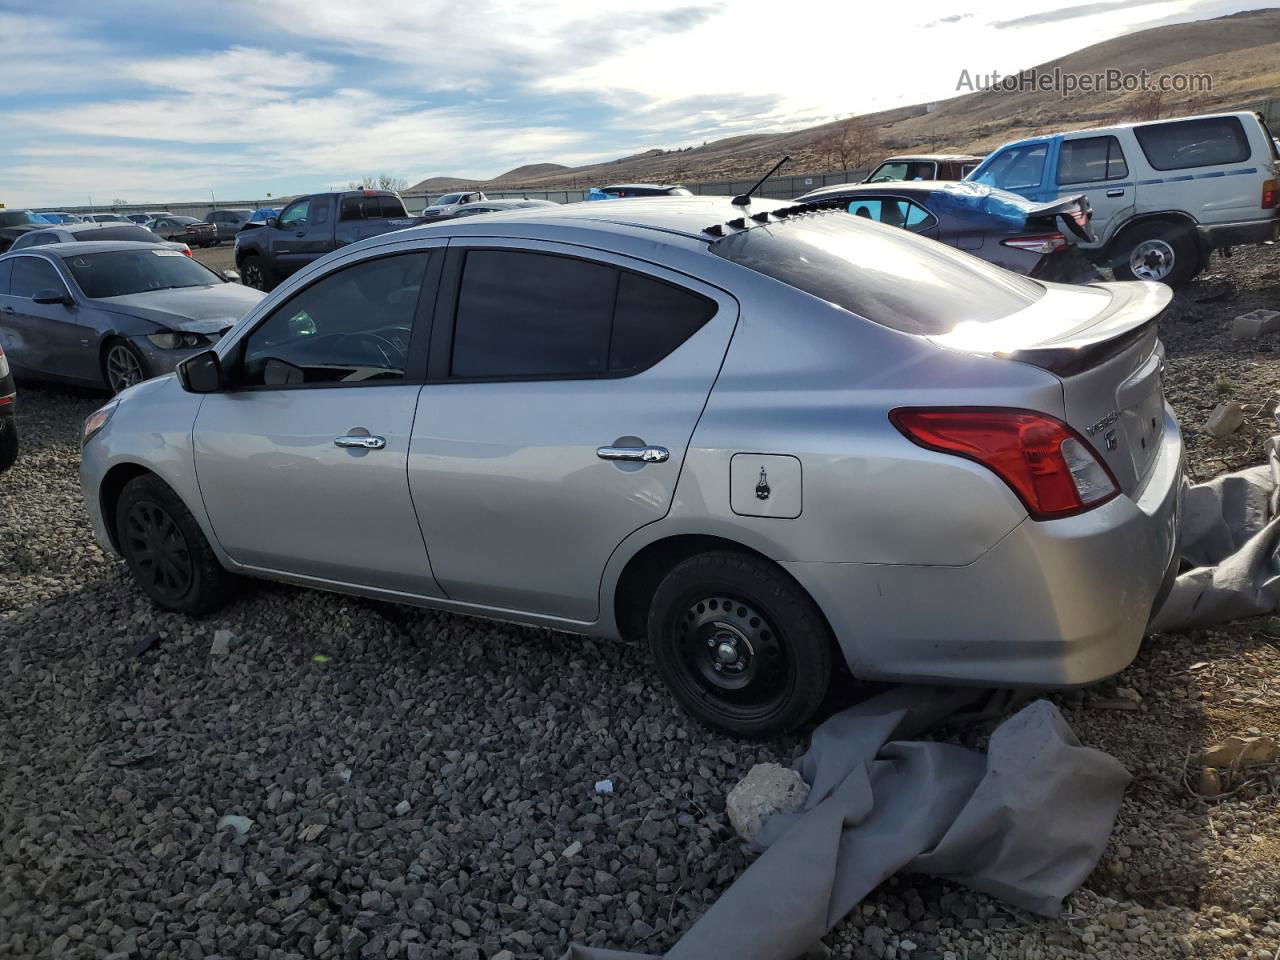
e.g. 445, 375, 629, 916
445, 198, 560, 219
0, 241, 263, 394
0, 210, 49, 253
419, 191, 486, 219
791, 180, 1097, 281
966, 110, 1280, 285
204, 208, 253, 244
248, 208, 279, 224
0, 342, 16, 473
84, 213, 132, 223
864, 154, 983, 183
8, 222, 193, 257
39, 212, 85, 224
146, 215, 217, 248
126, 212, 173, 225
80, 197, 1181, 737
587, 183, 693, 200
234, 190, 418, 290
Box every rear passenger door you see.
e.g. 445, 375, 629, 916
407, 241, 739, 622
1054, 135, 1133, 246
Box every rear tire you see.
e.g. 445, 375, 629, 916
1112, 221, 1199, 287
116, 474, 234, 615
0, 415, 17, 473
647, 550, 833, 738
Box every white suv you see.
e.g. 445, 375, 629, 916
967, 111, 1280, 285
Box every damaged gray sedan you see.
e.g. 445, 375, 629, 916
0, 241, 264, 393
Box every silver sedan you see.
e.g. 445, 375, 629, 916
0, 241, 263, 393
79, 198, 1183, 736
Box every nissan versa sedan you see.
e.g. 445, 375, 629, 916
79, 197, 1183, 737
0, 242, 263, 393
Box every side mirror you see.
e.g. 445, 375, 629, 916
265, 217, 277, 228
219, 269, 241, 283
32, 288, 72, 306
177, 350, 222, 393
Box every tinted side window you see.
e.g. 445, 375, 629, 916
610, 273, 715, 374
451, 251, 615, 378
11, 257, 65, 298
278, 200, 310, 229
0, 260, 12, 295
241, 253, 429, 387
1058, 136, 1129, 184
845, 197, 936, 231
1134, 116, 1251, 171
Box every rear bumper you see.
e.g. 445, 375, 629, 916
784, 404, 1184, 687
1196, 216, 1280, 249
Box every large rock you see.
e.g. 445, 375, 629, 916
1201, 735, 1280, 769
1231, 309, 1280, 339
1203, 402, 1245, 438
725, 762, 809, 843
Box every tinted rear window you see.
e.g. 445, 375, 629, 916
1134, 116, 1251, 171
80, 225, 158, 242
710, 214, 1043, 336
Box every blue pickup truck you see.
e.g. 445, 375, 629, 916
234, 190, 422, 291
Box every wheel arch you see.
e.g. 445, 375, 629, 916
1103, 211, 1201, 255
98, 461, 155, 552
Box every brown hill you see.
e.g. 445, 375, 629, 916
409, 8, 1280, 192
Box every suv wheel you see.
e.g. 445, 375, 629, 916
116, 474, 234, 615
240, 256, 274, 291
1114, 221, 1199, 287
647, 551, 833, 737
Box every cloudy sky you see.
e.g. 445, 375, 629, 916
0, 0, 1261, 206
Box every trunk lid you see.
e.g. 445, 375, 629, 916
929, 281, 1172, 495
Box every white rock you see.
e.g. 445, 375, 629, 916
210, 629, 235, 656
1204, 402, 1245, 438
726, 762, 810, 843
394, 800, 411, 816
1231, 309, 1280, 339
593, 779, 614, 795
217, 814, 253, 836
562, 840, 582, 859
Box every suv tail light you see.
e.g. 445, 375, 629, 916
1263, 179, 1277, 209
1002, 233, 1068, 255
890, 407, 1119, 520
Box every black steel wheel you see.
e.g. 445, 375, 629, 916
239, 256, 274, 291
115, 474, 234, 614
647, 550, 833, 737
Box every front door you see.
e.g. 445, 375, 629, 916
270, 197, 334, 276
1054, 134, 1135, 247
407, 242, 738, 622
193, 247, 444, 596
0, 254, 98, 383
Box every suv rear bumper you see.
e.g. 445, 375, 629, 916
784, 405, 1184, 687
1197, 216, 1280, 249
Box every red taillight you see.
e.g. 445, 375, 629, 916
1001, 233, 1068, 255
181, 245, 192, 257
890, 407, 1119, 520
1263, 178, 1277, 209
0, 395, 13, 407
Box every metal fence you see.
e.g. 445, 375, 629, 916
35, 93, 1280, 218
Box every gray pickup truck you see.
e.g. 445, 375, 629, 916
234, 190, 421, 291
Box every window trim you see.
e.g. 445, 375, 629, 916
1132, 115, 1252, 172
7, 253, 73, 301
1056, 135, 1129, 185
432, 244, 722, 385
225, 249, 443, 393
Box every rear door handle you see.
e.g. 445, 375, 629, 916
334, 435, 386, 450
597, 445, 669, 463
1106, 189, 1125, 198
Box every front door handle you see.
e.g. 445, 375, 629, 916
334, 434, 386, 450
597, 445, 669, 463
1106, 188, 1125, 198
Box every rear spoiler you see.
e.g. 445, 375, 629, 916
1024, 194, 1094, 242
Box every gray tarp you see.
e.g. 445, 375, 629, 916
561, 445, 1280, 960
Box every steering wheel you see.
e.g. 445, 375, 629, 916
344, 331, 403, 369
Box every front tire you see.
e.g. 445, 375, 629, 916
116, 474, 234, 615
103, 339, 148, 394
1113, 221, 1199, 287
239, 255, 274, 292
647, 551, 833, 737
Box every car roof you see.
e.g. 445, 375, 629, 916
404, 195, 786, 243
798, 180, 956, 200
991, 110, 1260, 149
601, 183, 683, 190
877, 155, 983, 163
2, 240, 167, 259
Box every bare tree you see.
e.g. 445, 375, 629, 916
823, 118, 879, 172
110, 197, 128, 208
347, 173, 410, 192
1131, 90, 1164, 123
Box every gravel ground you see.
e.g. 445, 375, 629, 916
2, 245, 1279, 960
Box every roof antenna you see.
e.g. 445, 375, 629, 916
732, 155, 790, 206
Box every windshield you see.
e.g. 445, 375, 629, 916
0, 211, 42, 227
710, 213, 1044, 336
868, 161, 935, 182
434, 193, 464, 206
65, 249, 221, 298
